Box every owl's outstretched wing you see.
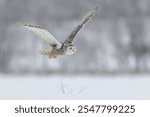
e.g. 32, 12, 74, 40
64, 7, 97, 44
18, 23, 62, 49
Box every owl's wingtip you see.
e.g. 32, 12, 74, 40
93, 7, 98, 12
17, 22, 25, 27
95, 7, 98, 10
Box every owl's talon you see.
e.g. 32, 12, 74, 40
39, 50, 49, 56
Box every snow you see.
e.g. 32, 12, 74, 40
0, 74, 150, 100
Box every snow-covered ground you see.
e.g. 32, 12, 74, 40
0, 74, 150, 100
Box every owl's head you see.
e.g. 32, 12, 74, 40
65, 45, 76, 55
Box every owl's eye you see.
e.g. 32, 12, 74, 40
69, 47, 73, 49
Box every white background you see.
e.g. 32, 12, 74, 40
0, 100, 149, 117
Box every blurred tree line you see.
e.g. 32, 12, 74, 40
1, 0, 150, 74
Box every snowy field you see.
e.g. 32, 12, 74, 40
0, 74, 150, 100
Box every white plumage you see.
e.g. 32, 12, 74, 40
19, 23, 62, 49
18, 7, 97, 59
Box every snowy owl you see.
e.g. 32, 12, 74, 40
19, 7, 97, 59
